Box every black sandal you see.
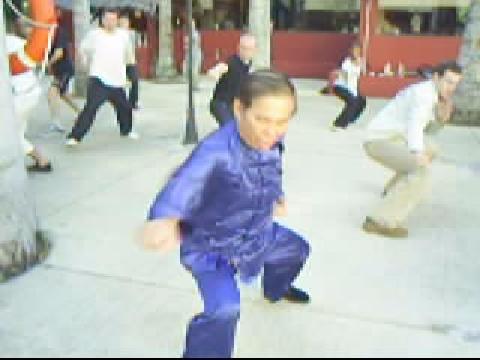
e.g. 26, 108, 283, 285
27, 163, 53, 173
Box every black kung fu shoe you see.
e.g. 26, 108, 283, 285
283, 287, 311, 304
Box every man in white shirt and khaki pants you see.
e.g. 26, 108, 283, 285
363, 62, 463, 238
67, 8, 136, 146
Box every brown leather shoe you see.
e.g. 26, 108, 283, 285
27, 162, 53, 173
363, 217, 408, 239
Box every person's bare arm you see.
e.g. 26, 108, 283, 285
79, 31, 94, 69
125, 37, 136, 66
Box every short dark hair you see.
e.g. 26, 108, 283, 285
350, 41, 362, 52
102, 7, 119, 17
237, 70, 297, 112
433, 61, 463, 76
119, 10, 130, 20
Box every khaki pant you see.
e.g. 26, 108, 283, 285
364, 137, 439, 228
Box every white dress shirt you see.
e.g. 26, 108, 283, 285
367, 80, 439, 153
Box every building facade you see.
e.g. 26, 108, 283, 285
170, 0, 470, 97
6, 0, 470, 97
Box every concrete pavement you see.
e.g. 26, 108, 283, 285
1, 78, 480, 357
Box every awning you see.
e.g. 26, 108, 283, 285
55, 0, 157, 12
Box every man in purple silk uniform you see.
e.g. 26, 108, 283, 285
143, 71, 311, 358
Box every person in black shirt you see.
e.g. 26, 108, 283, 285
210, 34, 257, 126
47, 20, 80, 132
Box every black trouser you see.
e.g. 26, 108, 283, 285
333, 85, 366, 128
68, 77, 133, 141
53, 70, 74, 96
210, 99, 235, 127
126, 64, 139, 109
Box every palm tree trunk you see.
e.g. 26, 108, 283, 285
453, 0, 480, 126
156, 0, 177, 78
73, 0, 91, 97
249, 0, 272, 69
0, 1, 49, 282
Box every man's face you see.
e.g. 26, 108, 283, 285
238, 38, 257, 63
119, 17, 130, 30
235, 95, 296, 151
103, 12, 119, 32
352, 46, 362, 61
436, 70, 462, 101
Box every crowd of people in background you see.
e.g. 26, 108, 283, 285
6, 7, 141, 158
6, 5, 464, 239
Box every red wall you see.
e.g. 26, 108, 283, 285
174, 30, 242, 73
359, 35, 463, 97
367, 35, 462, 73
173, 30, 356, 78
201, 30, 243, 71
272, 32, 357, 78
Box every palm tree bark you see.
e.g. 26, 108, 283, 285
0, 1, 50, 282
249, 0, 272, 69
73, 0, 91, 97
157, 0, 177, 78
454, 0, 480, 126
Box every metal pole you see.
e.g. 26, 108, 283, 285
183, 0, 198, 145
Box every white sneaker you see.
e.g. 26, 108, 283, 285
330, 125, 346, 132
66, 138, 79, 147
48, 123, 67, 134
127, 131, 140, 140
